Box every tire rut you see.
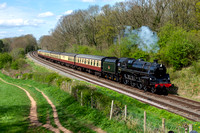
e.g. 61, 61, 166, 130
0, 78, 71, 133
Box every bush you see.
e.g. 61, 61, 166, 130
22, 73, 33, 80
158, 23, 200, 70
11, 61, 18, 70
130, 49, 150, 61
0, 53, 12, 69
10, 48, 25, 60
56, 77, 71, 87
11, 58, 27, 70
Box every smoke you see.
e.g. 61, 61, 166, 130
126, 26, 159, 53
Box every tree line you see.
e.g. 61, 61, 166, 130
0, 34, 37, 69
38, 0, 200, 70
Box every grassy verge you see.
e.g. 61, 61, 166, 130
25, 58, 200, 132
2, 57, 199, 132
168, 61, 200, 101
2, 69, 156, 132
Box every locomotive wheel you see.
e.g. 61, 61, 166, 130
130, 81, 136, 87
151, 87, 157, 93
137, 83, 143, 90
123, 78, 129, 85
143, 86, 148, 92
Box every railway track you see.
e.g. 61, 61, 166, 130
29, 51, 200, 122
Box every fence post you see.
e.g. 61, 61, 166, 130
124, 105, 127, 121
162, 118, 165, 133
189, 124, 193, 132
185, 128, 188, 133
184, 124, 188, 133
70, 86, 72, 95
144, 111, 146, 133
81, 91, 83, 106
110, 100, 114, 120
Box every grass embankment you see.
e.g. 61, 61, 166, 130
168, 61, 200, 101
25, 58, 200, 132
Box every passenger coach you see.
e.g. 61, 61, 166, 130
75, 54, 106, 76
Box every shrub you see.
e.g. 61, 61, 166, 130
11, 61, 18, 70
0, 53, 12, 69
11, 58, 27, 70
130, 49, 150, 61
22, 73, 33, 80
158, 23, 200, 70
10, 48, 25, 60
56, 77, 71, 87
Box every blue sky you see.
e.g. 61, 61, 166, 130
0, 0, 125, 40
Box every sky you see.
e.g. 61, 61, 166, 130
0, 0, 125, 40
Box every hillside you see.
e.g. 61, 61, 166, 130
168, 61, 200, 101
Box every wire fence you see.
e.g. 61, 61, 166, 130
61, 81, 198, 133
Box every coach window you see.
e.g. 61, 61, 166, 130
99, 61, 101, 67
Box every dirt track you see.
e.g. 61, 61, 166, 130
0, 78, 72, 133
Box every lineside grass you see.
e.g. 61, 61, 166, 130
95, 85, 200, 132
168, 62, 200, 101
25, 58, 200, 132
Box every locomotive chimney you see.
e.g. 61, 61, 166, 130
154, 59, 158, 63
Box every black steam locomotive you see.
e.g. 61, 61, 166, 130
38, 50, 173, 94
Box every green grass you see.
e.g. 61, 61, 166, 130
3, 57, 197, 132
0, 73, 103, 133
94, 85, 200, 132
0, 76, 55, 132
0, 79, 30, 132
168, 61, 200, 101
25, 57, 200, 132
26, 58, 52, 73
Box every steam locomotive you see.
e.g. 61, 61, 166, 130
38, 50, 173, 94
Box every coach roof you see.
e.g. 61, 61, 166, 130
60, 52, 77, 57
38, 49, 51, 53
51, 51, 62, 55
76, 54, 106, 60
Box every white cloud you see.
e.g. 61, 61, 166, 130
38, 12, 54, 18
0, 31, 7, 34
18, 29, 24, 32
0, 3, 6, 9
0, 19, 45, 27
64, 10, 73, 15
82, 0, 95, 2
